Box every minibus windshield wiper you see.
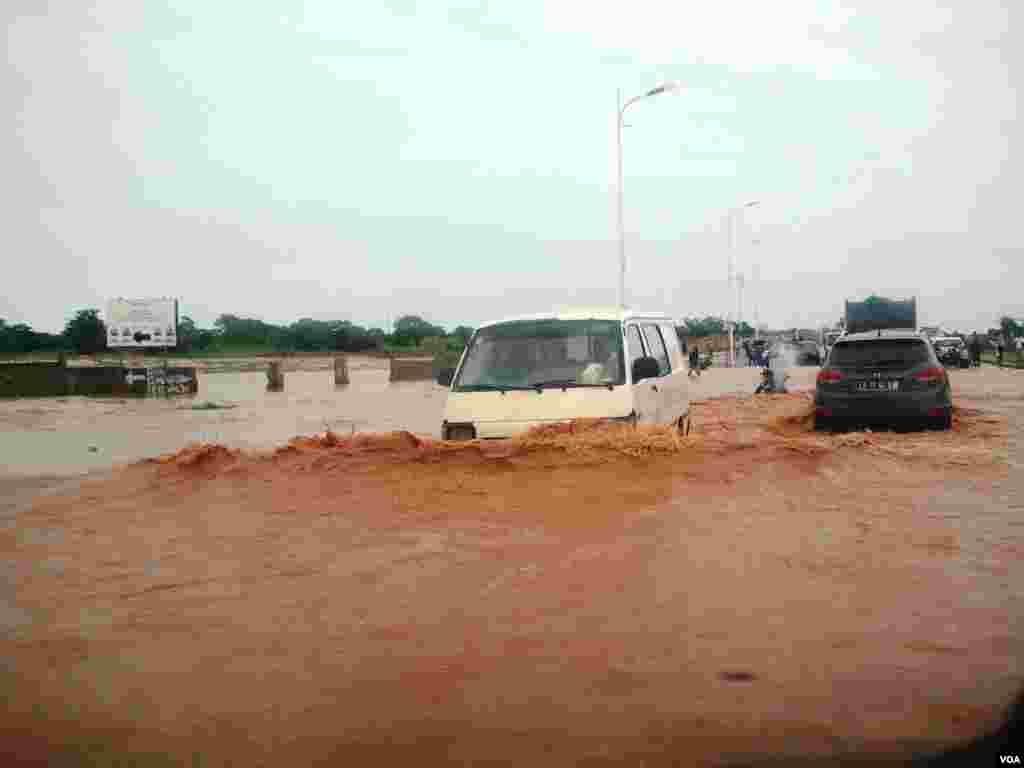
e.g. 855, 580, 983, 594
529, 379, 616, 391
454, 384, 534, 392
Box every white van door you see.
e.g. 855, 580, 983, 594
657, 322, 689, 423
639, 323, 680, 425
625, 323, 660, 425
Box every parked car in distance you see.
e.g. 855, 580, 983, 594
814, 330, 952, 432
798, 341, 823, 366
931, 336, 969, 369
770, 340, 822, 367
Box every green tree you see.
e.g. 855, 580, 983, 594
393, 315, 443, 347
214, 314, 274, 346
679, 316, 727, 337
334, 321, 377, 352
451, 326, 475, 345
63, 309, 107, 354
289, 318, 335, 351
176, 316, 198, 352
1000, 316, 1022, 340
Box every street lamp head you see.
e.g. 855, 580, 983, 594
745, 200, 760, 208
646, 81, 682, 97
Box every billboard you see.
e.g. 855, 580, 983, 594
105, 298, 179, 348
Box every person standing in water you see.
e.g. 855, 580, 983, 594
969, 334, 982, 368
688, 343, 701, 378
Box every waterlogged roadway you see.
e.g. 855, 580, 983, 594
0, 366, 1022, 766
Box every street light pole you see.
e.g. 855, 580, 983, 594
616, 89, 626, 309
726, 200, 759, 366
616, 81, 680, 309
752, 260, 761, 340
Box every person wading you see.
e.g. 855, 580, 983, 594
689, 343, 701, 379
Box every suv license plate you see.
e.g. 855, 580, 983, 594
857, 381, 898, 392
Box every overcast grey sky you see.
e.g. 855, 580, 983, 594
3, 0, 1020, 334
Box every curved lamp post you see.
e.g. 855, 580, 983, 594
616, 81, 680, 309
727, 200, 759, 365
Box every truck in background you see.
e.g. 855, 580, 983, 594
844, 297, 917, 335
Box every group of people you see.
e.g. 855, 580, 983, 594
967, 334, 984, 368
963, 334, 1020, 368
742, 340, 768, 368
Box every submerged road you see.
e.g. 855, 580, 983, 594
0, 366, 1022, 766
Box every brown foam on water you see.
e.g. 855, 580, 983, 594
140, 394, 1007, 478
3, 393, 1016, 766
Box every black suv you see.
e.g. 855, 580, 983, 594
814, 330, 952, 431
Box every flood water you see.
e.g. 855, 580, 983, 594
0, 368, 446, 477
0, 362, 790, 478
1, 365, 1022, 765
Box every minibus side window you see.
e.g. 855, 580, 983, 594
659, 323, 684, 370
641, 324, 672, 376
625, 325, 646, 373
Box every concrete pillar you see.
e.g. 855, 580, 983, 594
389, 357, 434, 382
266, 361, 284, 391
334, 355, 349, 386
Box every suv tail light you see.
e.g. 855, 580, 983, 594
912, 367, 946, 385
816, 370, 844, 384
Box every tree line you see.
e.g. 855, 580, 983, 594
677, 317, 756, 338
6, 309, 1017, 357
0, 310, 476, 356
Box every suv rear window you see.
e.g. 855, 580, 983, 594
829, 340, 931, 368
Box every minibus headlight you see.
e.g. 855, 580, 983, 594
443, 423, 477, 441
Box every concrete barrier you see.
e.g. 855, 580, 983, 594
334, 355, 349, 386
389, 357, 434, 382
267, 361, 284, 391
69, 367, 141, 396
431, 350, 462, 380
0, 362, 196, 397
0, 362, 68, 397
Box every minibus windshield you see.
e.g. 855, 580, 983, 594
453, 319, 626, 391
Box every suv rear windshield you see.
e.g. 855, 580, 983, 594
829, 339, 931, 368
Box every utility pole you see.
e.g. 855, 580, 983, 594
726, 201, 759, 367
752, 261, 760, 340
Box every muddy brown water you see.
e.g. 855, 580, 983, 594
1, 365, 1022, 766
0, 361, 799, 479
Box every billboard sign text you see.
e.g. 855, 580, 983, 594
106, 298, 179, 348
